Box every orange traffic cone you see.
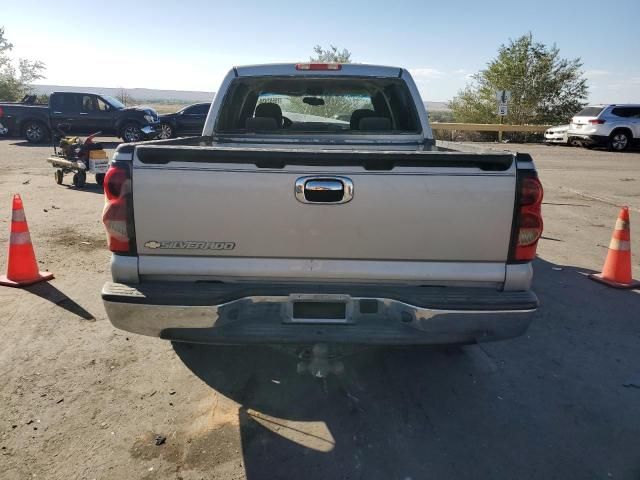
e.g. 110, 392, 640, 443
589, 206, 639, 289
0, 194, 54, 287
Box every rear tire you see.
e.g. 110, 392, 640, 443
23, 120, 50, 143
95, 173, 105, 186
609, 130, 631, 152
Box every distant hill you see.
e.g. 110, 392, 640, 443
424, 101, 450, 111
31, 85, 215, 104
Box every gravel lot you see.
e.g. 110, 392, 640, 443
0, 137, 639, 480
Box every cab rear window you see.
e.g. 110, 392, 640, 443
216, 77, 421, 134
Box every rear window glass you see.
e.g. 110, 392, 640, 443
51, 94, 79, 113
576, 107, 604, 117
611, 107, 640, 118
185, 104, 210, 115
216, 77, 420, 134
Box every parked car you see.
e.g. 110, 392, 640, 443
0, 92, 161, 143
0, 108, 14, 136
158, 102, 211, 139
101, 63, 542, 362
568, 104, 640, 151
544, 124, 572, 145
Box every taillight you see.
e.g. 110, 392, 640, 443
102, 162, 136, 254
520, 177, 543, 206
295, 63, 342, 71
589, 119, 605, 124
511, 173, 543, 262
0, 106, 4, 118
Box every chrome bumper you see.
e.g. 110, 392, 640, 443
102, 282, 538, 345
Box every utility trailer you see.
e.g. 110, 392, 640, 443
47, 152, 108, 187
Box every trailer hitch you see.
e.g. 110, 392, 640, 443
296, 343, 345, 378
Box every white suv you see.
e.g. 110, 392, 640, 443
568, 104, 640, 151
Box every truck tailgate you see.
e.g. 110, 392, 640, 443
130, 146, 517, 283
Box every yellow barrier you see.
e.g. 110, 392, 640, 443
430, 122, 552, 141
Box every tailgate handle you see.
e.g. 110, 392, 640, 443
295, 176, 354, 204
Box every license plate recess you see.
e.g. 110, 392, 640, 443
285, 294, 354, 324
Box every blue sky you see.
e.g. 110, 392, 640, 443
3, 0, 639, 102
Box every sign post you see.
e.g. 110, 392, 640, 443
496, 90, 511, 142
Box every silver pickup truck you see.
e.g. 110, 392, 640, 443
101, 63, 542, 349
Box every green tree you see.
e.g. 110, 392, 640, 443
310, 45, 352, 63
278, 45, 357, 118
449, 33, 587, 125
0, 27, 46, 101
429, 110, 454, 123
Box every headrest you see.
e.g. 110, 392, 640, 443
255, 103, 283, 122
350, 109, 375, 130
359, 117, 392, 131
245, 116, 278, 132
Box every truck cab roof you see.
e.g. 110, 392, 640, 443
51, 91, 108, 97
234, 63, 403, 78
582, 103, 640, 108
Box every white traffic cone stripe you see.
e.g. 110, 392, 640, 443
609, 238, 631, 251
12, 209, 26, 223
614, 219, 629, 231
9, 231, 32, 245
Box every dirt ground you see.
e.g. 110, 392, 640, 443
0, 137, 639, 480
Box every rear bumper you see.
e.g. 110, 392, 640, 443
102, 281, 538, 345
544, 132, 567, 143
568, 134, 608, 146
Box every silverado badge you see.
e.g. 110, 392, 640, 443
144, 240, 235, 250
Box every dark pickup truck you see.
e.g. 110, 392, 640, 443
0, 92, 161, 143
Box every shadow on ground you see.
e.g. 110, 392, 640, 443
0, 136, 122, 150
0, 138, 45, 147
173, 258, 640, 480
25, 281, 95, 320
59, 182, 105, 194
